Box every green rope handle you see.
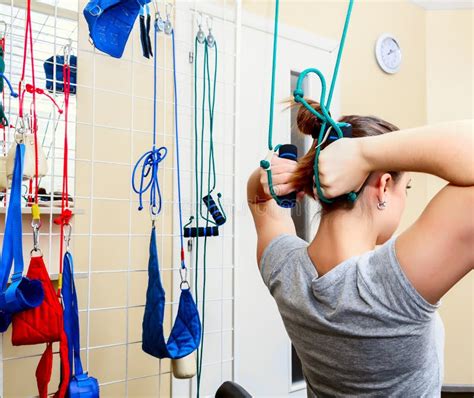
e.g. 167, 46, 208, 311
263, 0, 357, 204
294, 0, 357, 204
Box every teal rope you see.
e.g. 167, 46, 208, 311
259, 0, 285, 206
193, 35, 219, 398
267, 0, 279, 152
294, 0, 356, 203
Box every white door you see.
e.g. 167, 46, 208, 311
236, 14, 340, 396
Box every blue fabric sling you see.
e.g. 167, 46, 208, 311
83, 0, 151, 58
43, 55, 77, 94
0, 144, 44, 333
62, 252, 100, 397
142, 227, 201, 359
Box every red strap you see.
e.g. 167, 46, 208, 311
36, 343, 53, 398
18, 0, 39, 204
55, 62, 72, 293
34, 334, 70, 398
25, 83, 63, 114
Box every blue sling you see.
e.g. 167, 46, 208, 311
137, 16, 201, 360
63, 252, 100, 397
142, 227, 201, 359
0, 144, 44, 332
83, 0, 151, 58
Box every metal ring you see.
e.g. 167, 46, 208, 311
180, 280, 190, 290
30, 248, 43, 257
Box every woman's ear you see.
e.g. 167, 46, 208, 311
377, 173, 393, 202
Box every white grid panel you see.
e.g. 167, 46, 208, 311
74, 0, 238, 396
0, 0, 79, 396
0, 0, 238, 396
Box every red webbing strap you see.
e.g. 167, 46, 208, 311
54, 60, 72, 295
18, 0, 39, 203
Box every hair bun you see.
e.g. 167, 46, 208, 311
296, 99, 324, 138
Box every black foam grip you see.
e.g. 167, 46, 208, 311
184, 226, 219, 238
203, 195, 226, 226
277, 144, 298, 208
215, 382, 252, 398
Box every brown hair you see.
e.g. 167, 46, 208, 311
291, 99, 401, 211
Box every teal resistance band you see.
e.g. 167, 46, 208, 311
259, 0, 284, 206
189, 24, 224, 397
294, 0, 356, 203
264, 0, 357, 204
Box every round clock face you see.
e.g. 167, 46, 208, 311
375, 34, 402, 74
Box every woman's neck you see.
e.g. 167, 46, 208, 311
307, 209, 378, 276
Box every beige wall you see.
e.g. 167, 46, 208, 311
244, 0, 473, 386
426, 9, 474, 385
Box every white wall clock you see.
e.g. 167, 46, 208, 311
375, 33, 402, 74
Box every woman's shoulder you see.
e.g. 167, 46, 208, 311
259, 234, 311, 288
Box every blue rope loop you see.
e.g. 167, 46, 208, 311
132, 146, 168, 214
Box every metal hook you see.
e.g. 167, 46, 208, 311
64, 223, 72, 252
15, 115, 30, 143
163, 2, 173, 35
206, 16, 215, 47
0, 21, 7, 40
63, 38, 72, 66
206, 15, 213, 31
196, 12, 206, 44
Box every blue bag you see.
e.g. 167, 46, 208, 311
63, 252, 100, 397
43, 55, 77, 94
142, 227, 201, 359
0, 144, 44, 333
83, 0, 151, 58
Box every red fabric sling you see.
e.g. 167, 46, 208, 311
12, 256, 70, 398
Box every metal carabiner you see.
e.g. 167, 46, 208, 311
64, 223, 72, 252
179, 267, 190, 290
0, 21, 7, 41
31, 219, 43, 257
63, 38, 72, 66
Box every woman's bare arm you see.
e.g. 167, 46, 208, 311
319, 120, 474, 304
247, 156, 297, 264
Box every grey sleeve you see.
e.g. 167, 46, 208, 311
259, 234, 310, 290
358, 237, 440, 323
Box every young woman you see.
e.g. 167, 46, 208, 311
247, 100, 473, 397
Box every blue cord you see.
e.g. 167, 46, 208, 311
171, 29, 186, 270
132, 17, 168, 215
0, 73, 19, 97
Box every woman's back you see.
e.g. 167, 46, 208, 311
260, 235, 444, 397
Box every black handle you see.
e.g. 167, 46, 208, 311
276, 144, 298, 208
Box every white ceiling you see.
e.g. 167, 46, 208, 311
410, 0, 474, 10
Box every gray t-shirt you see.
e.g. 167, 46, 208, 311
260, 235, 444, 397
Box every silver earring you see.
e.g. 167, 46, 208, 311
377, 200, 387, 210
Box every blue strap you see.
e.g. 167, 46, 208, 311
62, 252, 84, 376
1, 144, 25, 289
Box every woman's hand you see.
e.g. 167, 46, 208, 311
259, 155, 299, 199
317, 138, 370, 199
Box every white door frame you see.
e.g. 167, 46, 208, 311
235, 8, 341, 396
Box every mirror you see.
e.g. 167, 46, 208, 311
0, 0, 77, 207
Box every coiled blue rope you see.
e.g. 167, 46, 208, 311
132, 17, 168, 215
